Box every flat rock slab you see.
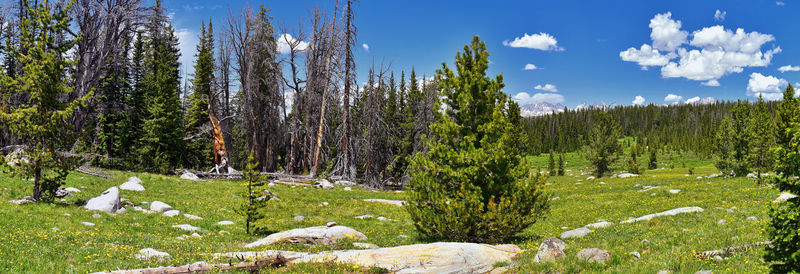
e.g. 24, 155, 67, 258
615, 173, 639, 178
621, 207, 704, 223
163, 210, 180, 217
294, 242, 521, 273
184, 214, 203, 220
561, 227, 592, 239
135, 248, 171, 261
172, 224, 200, 232
84, 187, 121, 213
120, 180, 145, 191
181, 172, 202, 181
363, 199, 405, 206
150, 201, 172, 212
774, 192, 798, 203
215, 221, 234, 225
585, 221, 613, 229
245, 225, 367, 247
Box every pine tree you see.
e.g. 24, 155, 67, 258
714, 117, 735, 175
406, 36, 549, 243
235, 150, 269, 235
765, 83, 800, 272
584, 112, 622, 178
96, 30, 133, 165
628, 143, 640, 174
183, 20, 215, 170
747, 95, 774, 180
648, 146, 658, 169
730, 100, 752, 176
0, 0, 90, 202
548, 150, 556, 176
557, 153, 565, 176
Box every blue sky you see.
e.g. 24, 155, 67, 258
163, 0, 800, 108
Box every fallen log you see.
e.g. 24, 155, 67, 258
693, 241, 772, 259
90, 255, 288, 274
75, 165, 112, 179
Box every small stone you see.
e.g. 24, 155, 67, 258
216, 221, 234, 225
533, 237, 567, 263
163, 210, 180, 217
629, 251, 641, 259
344, 187, 352, 191
657, 271, 673, 274
599, 181, 606, 185
713, 255, 723, 262
184, 214, 203, 220
641, 239, 649, 244
717, 219, 726, 225
747, 216, 758, 221
326, 221, 337, 227
81, 222, 95, 226
669, 189, 681, 194
353, 242, 380, 249
695, 271, 713, 274
172, 224, 200, 232
560, 226, 569, 230
149, 201, 172, 212
355, 215, 373, 219
115, 208, 127, 214
92, 213, 103, 218
294, 215, 305, 221
190, 232, 202, 238
585, 221, 613, 229
576, 248, 611, 264
268, 182, 276, 187
52, 227, 59, 231
398, 234, 409, 238
219, 230, 230, 234
561, 227, 592, 239
135, 248, 171, 261
63, 213, 71, 216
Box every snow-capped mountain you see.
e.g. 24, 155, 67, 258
519, 102, 565, 117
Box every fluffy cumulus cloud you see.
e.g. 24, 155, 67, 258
513, 92, 565, 104
714, 10, 726, 21
534, 84, 558, 92
776, 1, 785, 6
664, 93, 684, 104
503, 32, 563, 51
523, 64, 538, 70
778, 65, 800, 72
362, 43, 369, 51
276, 33, 309, 55
633, 95, 646, 105
620, 12, 780, 87
747, 72, 788, 100
175, 28, 199, 82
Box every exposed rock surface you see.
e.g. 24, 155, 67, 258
585, 221, 613, 229
215, 221, 234, 225
620, 207, 704, 223
184, 214, 203, 220
577, 248, 611, 264
244, 224, 367, 247
163, 210, 180, 217
172, 224, 200, 232
774, 192, 798, 203
180, 172, 201, 181
84, 187, 121, 213
560, 227, 592, 238
313, 179, 334, 190
120, 177, 145, 191
363, 199, 405, 206
353, 242, 380, 249
135, 248, 171, 261
149, 201, 173, 212
334, 180, 356, 186
533, 237, 567, 263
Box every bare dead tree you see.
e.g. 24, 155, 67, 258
334, 0, 357, 180
278, 23, 308, 174
309, 3, 341, 177
215, 28, 235, 168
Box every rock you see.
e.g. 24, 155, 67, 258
398, 234, 409, 238
245, 225, 368, 247
585, 221, 613, 229
172, 224, 200, 232
657, 271, 673, 274
293, 242, 522, 273
747, 216, 758, 221
706, 173, 719, 179
363, 199, 405, 206
184, 214, 203, 220
135, 248, 171, 261
773, 192, 798, 203
577, 248, 611, 264
84, 187, 121, 213
268, 182, 276, 187
717, 219, 726, 225
81, 222, 95, 226
550, 196, 561, 201
616, 173, 639, 178
55, 187, 74, 198
326, 222, 337, 227
120, 179, 145, 191
319, 202, 329, 206
560, 227, 592, 239
63, 187, 81, 193
163, 210, 180, 217
377, 216, 395, 221
669, 189, 681, 194
149, 201, 172, 212
334, 180, 356, 186
533, 237, 567, 263
219, 230, 229, 234
216, 220, 234, 225
313, 179, 334, 190
629, 251, 641, 259
10, 196, 34, 204
586, 176, 596, 180
92, 213, 103, 218
620, 207, 704, 223
695, 271, 713, 274
180, 172, 201, 181
747, 173, 757, 178
344, 187, 352, 191
116, 208, 127, 214
599, 181, 606, 185
355, 215, 373, 219
52, 227, 59, 231
191, 232, 202, 238
641, 239, 649, 244
294, 215, 305, 221
63, 213, 71, 216
353, 242, 380, 249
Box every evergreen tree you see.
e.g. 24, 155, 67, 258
96, 30, 133, 164
747, 95, 774, 180
557, 153, 565, 176
648, 146, 658, 169
0, 0, 90, 202
628, 143, 640, 174
548, 150, 556, 176
765, 83, 800, 272
406, 36, 548, 243
235, 150, 269, 235
584, 112, 622, 178
730, 100, 752, 176
714, 117, 735, 175
183, 20, 215, 170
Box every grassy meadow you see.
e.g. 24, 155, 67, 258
0, 151, 781, 273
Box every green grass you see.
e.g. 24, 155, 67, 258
0, 151, 781, 273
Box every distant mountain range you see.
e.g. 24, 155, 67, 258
519, 102, 565, 117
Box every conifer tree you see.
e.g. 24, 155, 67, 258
648, 146, 658, 169
548, 150, 556, 176
584, 112, 622, 177
236, 150, 268, 235
184, 20, 215, 170
557, 153, 565, 176
765, 83, 800, 272
96, 30, 133, 164
747, 95, 774, 180
0, 0, 90, 202
714, 117, 736, 176
730, 100, 752, 176
406, 36, 548, 243
628, 143, 640, 174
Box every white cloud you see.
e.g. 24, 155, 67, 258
664, 93, 684, 103
633, 95, 646, 105
776, 1, 785, 6
513, 92, 565, 104
362, 43, 369, 51
503, 32, 563, 51
621, 12, 781, 87
175, 28, 199, 83
276, 33, 309, 55
778, 65, 800, 72
523, 64, 538, 70
649, 12, 688, 52
701, 79, 720, 86
714, 10, 726, 21
283, 91, 295, 112
747, 72, 788, 100
619, 44, 675, 69
534, 84, 558, 92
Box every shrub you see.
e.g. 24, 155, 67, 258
405, 36, 549, 243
